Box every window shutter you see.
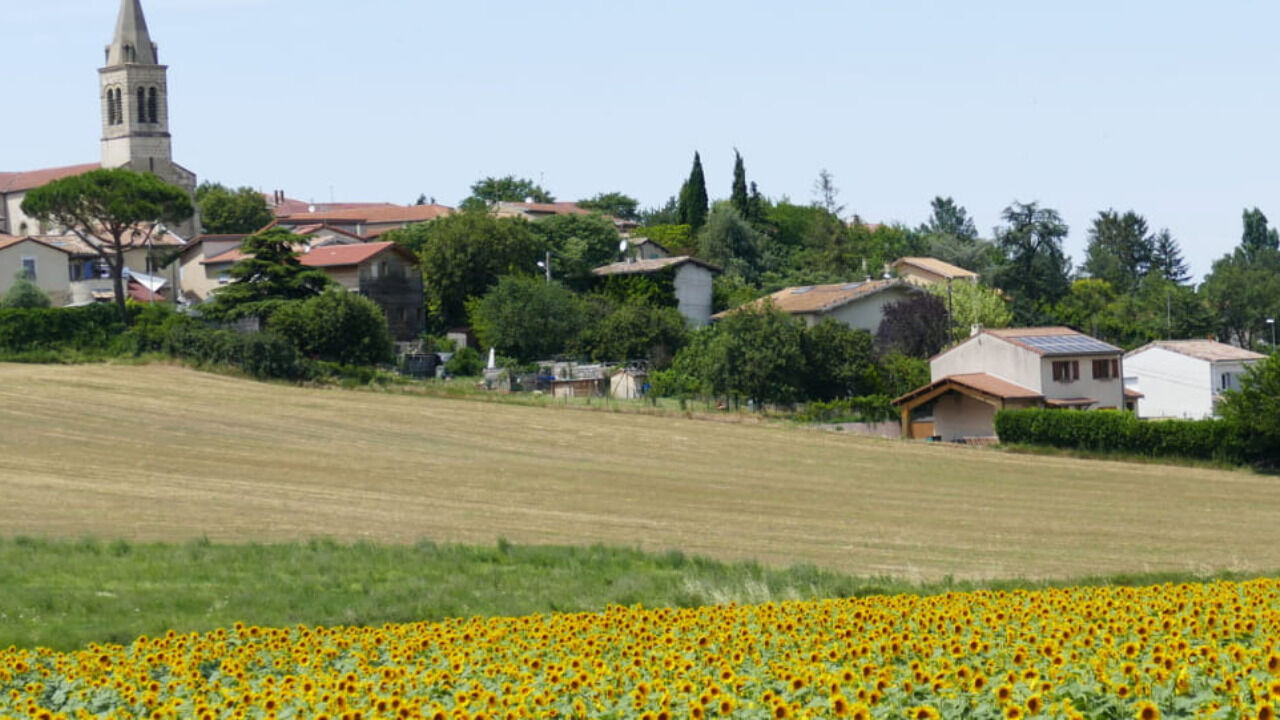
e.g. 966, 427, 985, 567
1111, 359, 1119, 378
1072, 361, 1079, 380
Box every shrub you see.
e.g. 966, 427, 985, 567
445, 347, 484, 376
0, 273, 52, 309
269, 289, 394, 367
0, 304, 126, 352
163, 323, 309, 380
794, 396, 897, 424
994, 408, 1243, 464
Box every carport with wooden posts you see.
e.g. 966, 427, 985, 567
893, 373, 1044, 441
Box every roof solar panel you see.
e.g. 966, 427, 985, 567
1016, 334, 1118, 355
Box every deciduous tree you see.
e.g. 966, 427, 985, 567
466, 275, 586, 363
461, 175, 554, 211
875, 293, 950, 358
577, 192, 640, 221
196, 182, 273, 235
389, 213, 544, 329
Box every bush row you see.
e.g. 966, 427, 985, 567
793, 395, 898, 424
0, 304, 127, 352
994, 408, 1244, 464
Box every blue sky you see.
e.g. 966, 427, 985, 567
6, 1, 1279, 280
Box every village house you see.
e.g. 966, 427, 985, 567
591, 256, 719, 327
1123, 340, 1266, 419
713, 279, 917, 335
890, 256, 980, 287
1, 232, 179, 306
893, 327, 1133, 441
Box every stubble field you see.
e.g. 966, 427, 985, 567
1, 362, 1276, 581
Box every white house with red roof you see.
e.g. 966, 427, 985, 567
0, 0, 199, 240
1124, 340, 1267, 419
894, 327, 1132, 441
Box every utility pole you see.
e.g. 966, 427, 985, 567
544, 250, 552, 284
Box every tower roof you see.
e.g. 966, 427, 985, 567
105, 0, 158, 66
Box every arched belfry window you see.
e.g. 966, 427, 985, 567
147, 88, 158, 124
107, 89, 117, 125
115, 89, 123, 125
137, 87, 146, 122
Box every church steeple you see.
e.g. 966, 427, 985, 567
105, 0, 158, 67
98, 0, 198, 238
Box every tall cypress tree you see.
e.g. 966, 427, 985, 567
730, 149, 749, 217
676, 152, 709, 233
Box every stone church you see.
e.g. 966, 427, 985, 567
0, 0, 199, 239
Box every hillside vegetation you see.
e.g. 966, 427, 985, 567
2, 363, 1278, 582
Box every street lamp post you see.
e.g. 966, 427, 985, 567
1268, 317, 1276, 352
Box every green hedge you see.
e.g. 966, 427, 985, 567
994, 408, 1243, 464
0, 304, 309, 381
794, 395, 898, 423
0, 304, 127, 352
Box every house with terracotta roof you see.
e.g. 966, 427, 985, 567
890, 256, 980, 287
592, 257, 720, 327
0, 235, 76, 305
712, 279, 917, 335
299, 242, 424, 340
1123, 340, 1267, 419
894, 327, 1131, 441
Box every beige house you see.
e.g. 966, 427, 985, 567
0, 236, 74, 306
592, 256, 719, 327
714, 279, 917, 335
890, 256, 979, 286
894, 327, 1132, 442
175, 234, 249, 302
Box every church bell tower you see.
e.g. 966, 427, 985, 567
99, 0, 198, 235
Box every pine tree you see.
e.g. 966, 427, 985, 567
1150, 229, 1191, 284
676, 152, 709, 232
730, 150, 749, 218
747, 182, 766, 225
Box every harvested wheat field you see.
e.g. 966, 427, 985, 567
0, 362, 1275, 581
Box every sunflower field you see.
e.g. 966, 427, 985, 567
4, 579, 1280, 720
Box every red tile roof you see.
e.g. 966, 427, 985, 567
299, 241, 399, 267
713, 279, 909, 319
201, 247, 250, 265
892, 256, 979, 280
1127, 339, 1266, 363
0, 163, 99, 194
277, 204, 453, 225
893, 372, 1042, 407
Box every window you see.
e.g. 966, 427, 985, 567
1092, 358, 1120, 380
1052, 360, 1079, 383
1221, 373, 1232, 391
138, 87, 147, 122
107, 89, 116, 125
147, 87, 157, 124
21, 257, 36, 281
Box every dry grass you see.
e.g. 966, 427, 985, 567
1, 362, 1276, 581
